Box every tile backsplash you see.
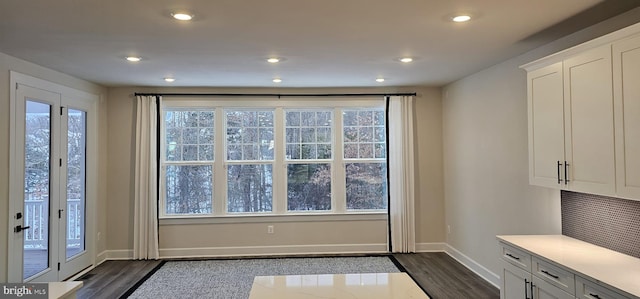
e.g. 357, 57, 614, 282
561, 191, 640, 259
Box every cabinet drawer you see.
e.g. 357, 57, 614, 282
576, 276, 632, 299
500, 242, 532, 271
532, 275, 574, 299
532, 257, 575, 295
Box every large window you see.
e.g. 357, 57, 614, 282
160, 99, 388, 217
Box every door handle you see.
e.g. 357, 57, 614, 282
14, 225, 31, 233
557, 161, 562, 184
564, 161, 570, 185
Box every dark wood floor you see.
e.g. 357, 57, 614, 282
393, 252, 499, 299
74, 252, 499, 299
76, 260, 163, 299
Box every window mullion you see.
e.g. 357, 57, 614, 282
274, 107, 285, 214
334, 108, 346, 213
213, 107, 226, 216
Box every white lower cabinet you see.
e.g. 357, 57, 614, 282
499, 241, 634, 299
501, 261, 530, 299
501, 243, 573, 299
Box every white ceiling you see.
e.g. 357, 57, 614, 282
0, 0, 638, 88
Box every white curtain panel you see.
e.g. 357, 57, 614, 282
134, 95, 160, 259
388, 95, 416, 253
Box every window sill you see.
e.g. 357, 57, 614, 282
159, 212, 387, 226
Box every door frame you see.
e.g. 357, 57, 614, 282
8, 71, 98, 282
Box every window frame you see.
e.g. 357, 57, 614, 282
159, 98, 387, 219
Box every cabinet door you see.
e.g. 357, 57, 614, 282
502, 261, 531, 299
613, 35, 640, 200
532, 276, 574, 299
563, 45, 616, 196
528, 62, 565, 189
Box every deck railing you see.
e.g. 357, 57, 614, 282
24, 198, 83, 250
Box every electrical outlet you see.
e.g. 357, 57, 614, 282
97, 232, 101, 240
447, 225, 451, 234
267, 225, 274, 234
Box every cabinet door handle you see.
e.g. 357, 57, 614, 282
557, 161, 562, 184
524, 279, 530, 299
506, 253, 520, 260
589, 293, 602, 299
540, 269, 559, 279
564, 161, 570, 184
530, 282, 536, 299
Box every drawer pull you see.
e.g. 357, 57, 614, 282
589, 293, 602, 299
506, 253, 520, 260
541, 269, 559, 279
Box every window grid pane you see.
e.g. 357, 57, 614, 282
345, 163, 388, 210
165, 165, 213, 214
285, 110, 332, 160
343, 109, 386, 159
164, 110, 215, 162
287, 163, 331, 211
226, 110, 274, 161
227, 164, 273, 213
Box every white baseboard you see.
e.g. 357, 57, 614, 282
96, 250, 108, 266
445, 244, 500, 288
106, 249, 134, 260
415, 242, 446, 252
159, 243, 388, 259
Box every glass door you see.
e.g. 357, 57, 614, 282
59, 105, 91, 279
16, 86, 62, 282
10, 82, 93, 282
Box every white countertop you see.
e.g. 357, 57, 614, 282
497, 235, 640, 298
248, 272, 429, 299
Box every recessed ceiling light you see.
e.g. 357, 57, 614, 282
273, 78, 282, 83
267, 58, 280, 63
376, 78, 385, 83
452, 15, 471, 22
126, 56, 141, 62
164, 78, 175, 82
172, 13, 193, 21
400, 57, 413, 63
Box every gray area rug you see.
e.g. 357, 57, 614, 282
127, 256, 401, 299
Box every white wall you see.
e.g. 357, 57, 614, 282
0, 52, 108, 282
442, 8, 640, 286
105, 86, 444, 257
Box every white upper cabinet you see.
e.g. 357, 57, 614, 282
523, 22, 640, 201
613, 35, 640, 199
528, 62, 565, 189
526, 47, 616, 196
562, 45, 615, 196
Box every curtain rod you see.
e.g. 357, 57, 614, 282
134, 92, 416, 98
